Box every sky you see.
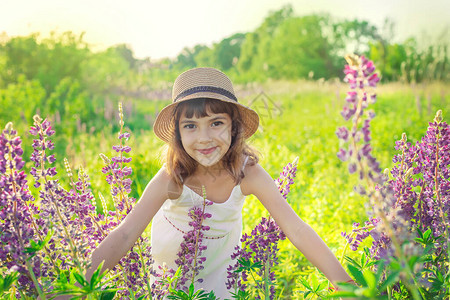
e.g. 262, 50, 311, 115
1, 0, 449, 60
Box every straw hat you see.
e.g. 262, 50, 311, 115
153, 67, 259, 143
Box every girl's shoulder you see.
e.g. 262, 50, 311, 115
157, 164, 183, 200
240, 162, 270, 196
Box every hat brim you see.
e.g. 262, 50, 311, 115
153, 93, 259, 143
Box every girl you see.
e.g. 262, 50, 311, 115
86, 67, 353, 298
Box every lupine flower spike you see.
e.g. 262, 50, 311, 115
338, 55, 449, 299
173, 186, 212, 290
0, 122, 45, 298
227, 157, 298, 299
98, 102, 153, 297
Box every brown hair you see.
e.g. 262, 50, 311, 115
165, 98, 259, 186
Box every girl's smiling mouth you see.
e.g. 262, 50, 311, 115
197, 147, 217, 155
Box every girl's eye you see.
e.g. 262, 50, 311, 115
212, 121, 224, 127
183, 124, 196, 129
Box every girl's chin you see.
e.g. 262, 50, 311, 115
196, 159, 220, 168
194, 155, 223, 168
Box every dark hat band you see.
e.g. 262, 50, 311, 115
174, 86, 238, 102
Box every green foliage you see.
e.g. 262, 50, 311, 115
0, 32, 88, 94
51, 262, 118, 299
369, 35, 449, 83
167, 283, 216, 300
212, 33, 245, 70
268, 15, 334, 79
0, 272, 19, 295
332, 227, 450, 299
0, 75, 46, 131
297, 273, 329, 299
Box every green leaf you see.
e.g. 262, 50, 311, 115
347, 264, 367, 287
188, 283, 195, 297
317, 280, 328, 291
310, 274, 318, 290
423, 228, 432, 241
362, 268, 377, 289
73, 272, 87, 287
100, 290, 117, 300
344, 255, 362, 270
379, 271, 400, 291
329, 290, 358, 297
90, 261, 105, 290
24, 229, 54, 257
407, 255, 420, 269
298, 276, 312, 290
0, 272, 19, 293
374, 261, 386, 279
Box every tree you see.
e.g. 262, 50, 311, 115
214, 33, 245, 70
0, 32, 89, 94
237, 5, 294, 78
269, 15, 337, 79
114, 44, 137, 69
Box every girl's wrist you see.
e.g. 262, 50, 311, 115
329, 279, 357, 292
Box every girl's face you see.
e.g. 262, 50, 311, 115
178, 108, 232, 168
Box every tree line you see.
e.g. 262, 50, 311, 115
0, 5, 448, 134
171, 5, 448, 83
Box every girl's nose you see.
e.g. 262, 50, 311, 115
197, 127, 212, 143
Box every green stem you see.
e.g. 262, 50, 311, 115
25, 259, 46, 300
191, 192, 207, 285
339, 237, 352, 265
264, 260, 270, 299
136, 238, 153, 296
122, 267, 137, 300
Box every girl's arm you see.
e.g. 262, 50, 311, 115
85, 166, 173, 280
241, 163, 353, 286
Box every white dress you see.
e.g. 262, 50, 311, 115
151, 163, 248, 299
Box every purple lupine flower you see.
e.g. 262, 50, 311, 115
337, 148, 349, 162
27, 115, 106, 290
275, 157, 298, 201
336, 127, 349, 142
390, 113, 450, 238
227, 158, 297, 299
98, 102, 154, 297
172, 192, 213, 290
361, 113, 450, 261
0, 122, 45, 296
62, 160, 111, 259
367, 73, 380, 87
341, 217, 379, 252
99, 106, 134, 215
337, 54, 383, 192
227, 217, 286, 299
339, 58, 449, 276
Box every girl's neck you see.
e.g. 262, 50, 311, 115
194, 163, 228, 182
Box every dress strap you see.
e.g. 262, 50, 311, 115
242, 155, 249, 172
163, 162, 184, 183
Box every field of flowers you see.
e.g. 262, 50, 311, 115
1, 56, 449, 299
